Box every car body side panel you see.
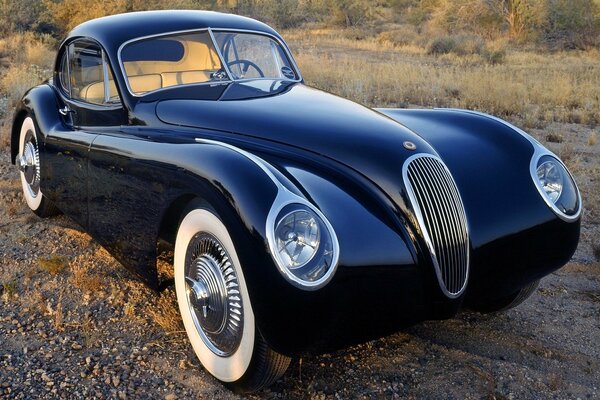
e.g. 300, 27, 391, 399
87, 131, 280, 289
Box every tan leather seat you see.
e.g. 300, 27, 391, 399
161, 70, 213, 88
80, 74, 163, 101
129, 74, 162, 94
79, 80, 118, 103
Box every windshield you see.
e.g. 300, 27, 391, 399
212, 32, 298, 81
119, 30, 299, 96
120, 31, 226, 95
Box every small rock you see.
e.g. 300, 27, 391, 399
165, 394, 177, 400
71, 343, 83, 351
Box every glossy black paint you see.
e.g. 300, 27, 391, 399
10, 11, 580, 356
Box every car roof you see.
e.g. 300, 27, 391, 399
66, 10, 281, 53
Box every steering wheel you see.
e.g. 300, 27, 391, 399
227, 60, 265, 79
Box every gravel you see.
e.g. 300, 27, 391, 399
1, 119, 599, 399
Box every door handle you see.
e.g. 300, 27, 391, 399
59, 105, 73, 116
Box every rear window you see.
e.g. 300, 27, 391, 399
120, 31, 224, 95
121, 39, 185, 63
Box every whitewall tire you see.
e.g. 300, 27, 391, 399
174, 207, 290, 392
17, 116, 57, 217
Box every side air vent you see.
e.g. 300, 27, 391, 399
403, 154, 470, 298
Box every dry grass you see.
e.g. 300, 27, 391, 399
0, 32, 56, 147
70, 261, 103, 294
287, 28, 600, 126
0, 32, 55, 69
1, 281, 17, 299
38, 255, 69, 275
148, 290, 184, 333
589, 132, 598, 146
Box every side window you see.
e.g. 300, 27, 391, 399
68, 41, 120, 105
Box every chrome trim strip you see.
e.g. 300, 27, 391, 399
117, 28, 302, 98
102, 50, 111, 103
442, 108, 582, 222
194, 138, 339, 291
403, 153, 470, 298
207, 28, 234, 81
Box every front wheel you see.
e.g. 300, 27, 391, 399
174, 207, 290, 393
470, 280, 540, 313
17, 116, 58, 217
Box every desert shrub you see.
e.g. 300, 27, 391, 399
429, 0, 504, 39
540, 0, 600, 49
377, 25, 420, 47
0, 0, 47, 34
388, 0, 439, 25
43, 0, 129, 32
428, 34, 485, 56
0, 64, 47, 106
0, 32, 55, 66
327, 0, 379, 27
546, 133, 564, 143
255, 0, 305, 28
482, 39, 507, 64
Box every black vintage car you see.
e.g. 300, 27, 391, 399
11, 10, 581, 392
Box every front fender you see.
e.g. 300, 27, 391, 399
11, 83, 63, 164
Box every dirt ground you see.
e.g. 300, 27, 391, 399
1, 114, 599, 399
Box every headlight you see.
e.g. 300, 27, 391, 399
533, 154, 580, 220
536, 158, 563, 203
269, 203, 338, 289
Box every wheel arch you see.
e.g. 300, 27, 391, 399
10, 83, 63, 164
10, 109, 28, 164
157, 193, 202, 246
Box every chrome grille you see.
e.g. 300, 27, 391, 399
403, 154, 469, 298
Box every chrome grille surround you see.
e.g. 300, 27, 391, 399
402, 154, 470, 298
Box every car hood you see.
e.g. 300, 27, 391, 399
156, 83, 437, 203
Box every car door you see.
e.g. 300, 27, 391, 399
44, 39, 127, 228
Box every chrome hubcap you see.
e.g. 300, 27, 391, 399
18, 131, 40, 197
184, 233, 243, 356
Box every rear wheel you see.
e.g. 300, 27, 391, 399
471, 280, 540, 313
174, 207, 290, 393
17, 116, 58, 217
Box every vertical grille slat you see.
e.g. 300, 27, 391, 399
403, 155, 470, 298
423, 157, 461, 290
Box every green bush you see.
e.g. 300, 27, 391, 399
428, 34, 485, 56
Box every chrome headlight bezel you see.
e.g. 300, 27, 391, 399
266, 193, 340, 291
530, 152, 581, 221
